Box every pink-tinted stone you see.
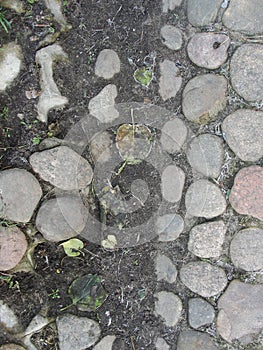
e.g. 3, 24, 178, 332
230, 166, 263, 221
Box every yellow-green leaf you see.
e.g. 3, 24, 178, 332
60, 238, 84, 257
101, 235, 117, 249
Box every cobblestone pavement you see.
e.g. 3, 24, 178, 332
0, 0, 263, 349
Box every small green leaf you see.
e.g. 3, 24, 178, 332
134, 67, 153, 87
101, 235, 117, 249
60, 238, 84, 257
32, 137, 41, 145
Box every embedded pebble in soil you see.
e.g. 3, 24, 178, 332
0, 300, 21, 333
182, 74, 227, 124
160, 25, 183, 51
230, 228, 263, 271
185, 179, 227, 219
155, 254, 178, 283
222, 109, 263, 162
229, 165, 263, 221
177, 330, 218, 350
88, 84, 119, 123
0, 42, 23, 92
154, 291, 182, 327
30, 146, 93, 190
217, 280, 263, 344
36, 196, 88, 242
93, 335, 116, 350
187, 0, 222, 27
155, 337, 170, 350
156, 214, 184, 242
180, 262, 227, 297
159, 59, 182, 101
186, 134, 224, 178
0, 226, 28, 271
95, 49, 120, 80
188, 221, 226, 258
160, 118, 188, 154
0, 169, 42, 223
188, 298, 215, 329
187, 33, 230, 70
44, 0, 71, 30
161, 165, 185, 203
0, 345, 26, 350
223, 0, 263, 35
162, 0, 182, 13
57, 314, 101, 350
230, 44, 263, 102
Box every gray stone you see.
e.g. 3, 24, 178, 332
187, 0, 222, 27
30, 146, 93, 190
155, 337, 170, 350
187, 33, 230, 69
160, 25, 183, 51
36, 196, 88, 242
90, 131, 113, 163
0, 345, 26, 350
223, 0, 263, 35
0, 300, 21, 333
0, 42, 22, 92
159, 59, 182, 101
155, 291, 182, 327
93, 335, 116, 350
44, 0, 71, 30
95, 49, 120, 79
0, 169, 42, 223
162, 0, 182, 13
160, 118, 188, 154
156, 214, 184, 242
0, 0, 24, 13
182, 74, 227, 124
0, 226, 28, 271
36, 44, 68, 123
155, 254, 178, 283
161, 165, 185, 203
217, 280, 263, 344
188, 221, 226, 258
230, 228, 263, 272
222, 109, 263, 162
188, 298, 215, 329
57, 314, 101, 350
230, 44, 263, 102
180, 262, 227, 297
187, 134, 224, 178
185, 180, 227, 219
177, 330, 218, 350
88, 84, 119, 123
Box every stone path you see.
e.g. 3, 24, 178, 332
0, 0, 263, 349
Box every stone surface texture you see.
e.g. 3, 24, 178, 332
154, 291, 182, 327
160, 25, 183, 51
0, 300, 21, 333
90, 131, 113, 163
187, 0, 222, 27
95, 49, 120, 79
155, 254, 178, 283
161, 165, 185, 203
159, 59, 182, 101
0, 169, 42, 223
229, 165, 263, 221
156, 214, 184, 242
188, 298, 215, 329
0, 42, 22, 92
217, 280, 263, 344
155, 337, 170, 350
160, 118, 188, 154
162, 0, 182, 13
0, 345, 25, 350
177, 330, 218, 350
93, 335, 116, 350
182, 74, 227, 123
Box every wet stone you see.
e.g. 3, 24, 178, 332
0, 226, 28, 271
182, 74, 227, 124
36, 196, 88, 242
159, 59, 182, 101
230, 44, 263, 102
223, 0, 263, 35
180, 262, 227, 297
156, 214, 184, 242
229, 165, 263, 221
188, 221, 226, 258
187, 134, 224, 178
57, 314, 101, 350
160, 118, 188, 154
30, 146, 93, 191
0, 169, 42, 223
161, 165, 185, 203
222, 109, 263, 162
187, 0, 222, 27
177, 330, 218, 350
0, 42, 22, 92
154, 291, 182, 327
188, 298, 215, 329
0, 300, 21, 333
95, 49, 120, 79
185, 179, 227, 219
155, 254, 178, 283
187, 33, 230, 69
88, 84, 119, 123
155, 337, 170, 350
93, 335, 116, 350
230, 228, 263, 272
217, 280, 263, 344
160, 25, 183, 51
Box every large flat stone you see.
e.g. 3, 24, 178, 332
187, 0, 222, 27
156, 214, 184, 242
159, 59, 182, 101
95, 49, 120, 79
177, 330, 218, 350
161, 165, 185, 203
0, 42, 22, 92
160, 118, 188, 154
154, 291, 182, 327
